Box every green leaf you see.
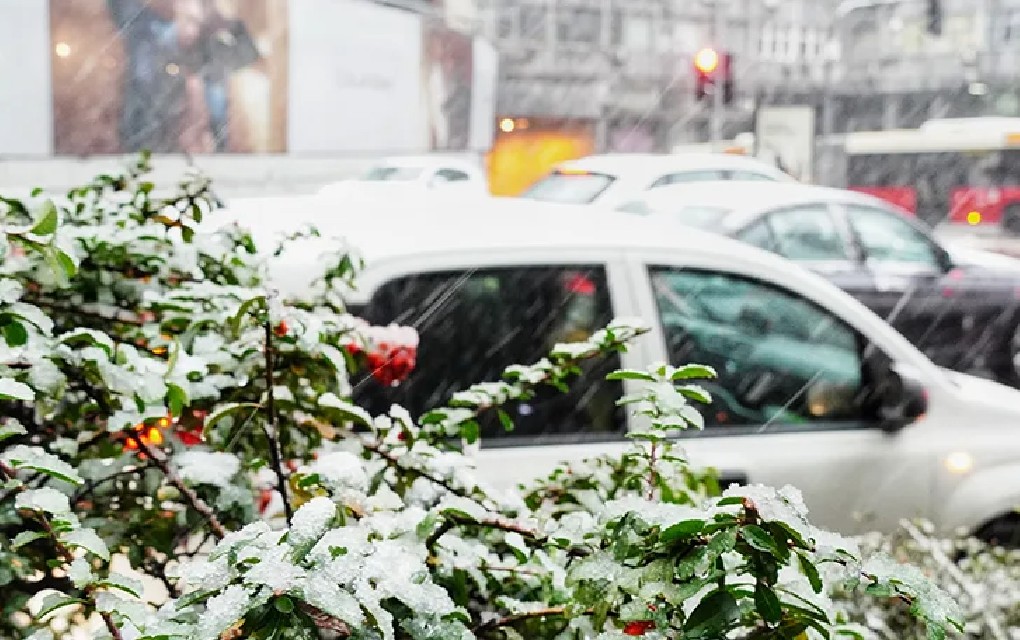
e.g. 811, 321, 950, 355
797, 552, 822, 593
204, 402, 261, 441
274, 596, 295, 613
2, 320, 28, 347
741, 525, 786, 559
166, 383, 187, 417
11, 530, 47, 549
716, 496, 745, 507
36, 592, 85, 619
865, 582, 894, 598
497, 409, 515, 432
671, 364, 717, 380
30, 201, 58, 236
181, 226, 195, 243
462, 419, 480, 444
230, 295, 266, 333
63, 528, 110, 561
660, 519, 705, 543
677, 384, 712, 404
606, 369, 656, 381
684, 590, 739, 638
754, 583, 783, 624
0, 378, 34, 401
54, 249, 77, 278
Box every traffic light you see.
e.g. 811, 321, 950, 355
694, 48, 733, 104
927, 0, 942, 35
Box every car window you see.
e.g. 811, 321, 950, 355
766, 205, 851, 261
359, 266, 624, 442
617, 200, 651, 214
434, 168, 471, 182
649, 170, 727, 188
649, 267, 866, 427
729, 170, 778, 181
521, 171, 616, 204
735, 220, 777, 252
844, 205, 941, 268
361, 166, 423, 181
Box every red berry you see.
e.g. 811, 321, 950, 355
274, 321, 289, 337
397, 431, 407, 442
176, 428, 203, 446
257, 489, 273, 514
623, 621, 654, 636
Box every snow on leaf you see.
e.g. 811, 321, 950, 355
319, 392, 373, 426
67, 557, 95, 589
2, 445, 83, 485
302, 451, 369, 496
289, 496, 337, 549
57, 328, 115, 356
94, 591, 150, 625
100, 573, 145, 598
299, 574, 365, 627
0, 378, 34, 401
245, 556, 306, 592
15, 487, 71, 515
35, 592, 85, 619
176, 450, 240, 488
0, 421, 28, 442
63, 528, 110, 561
195, 584, 250, 640
11, 530, 47, 550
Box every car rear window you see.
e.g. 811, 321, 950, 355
521, 170, 616, 204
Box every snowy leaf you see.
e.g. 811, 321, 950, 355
0, 421, 27, 442
15, 487, 71, 515
63, 528, 110, 561
35, 592, 85, 619
58, 327, 116, 356
289, 497, 337, 549
299, 574, 365, 626
99, 573, 145, 598
3, 445, 83, 485
195, 584, 250, 639
671, 364, 717, 380
67, 557, 95, 588
11, 530, 47, 550
30, 200, 58, 235
203, 402, 260, 440
319, 392, 372, 426
176, 450, 240, 488
0, 378, 33, 401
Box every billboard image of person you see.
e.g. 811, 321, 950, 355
422, 22, 473, 151
51, 0, 287, 155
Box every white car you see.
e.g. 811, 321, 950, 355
318, 156, 488, 199
224, 195, 1020, 542
519, 153, 794, 208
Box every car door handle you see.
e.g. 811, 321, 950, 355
717, 471, 748, 488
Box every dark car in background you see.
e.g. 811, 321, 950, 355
616, 181, 1020, 387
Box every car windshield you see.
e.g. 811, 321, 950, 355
360, 166, 424, 181
520, 171, 616, 204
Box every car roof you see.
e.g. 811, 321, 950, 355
629, 181, 894, 231
556, 153, 794, 181
375, 155, 482, 172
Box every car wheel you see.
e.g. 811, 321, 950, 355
974, 512, 1020, 548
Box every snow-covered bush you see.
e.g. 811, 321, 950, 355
1, 157, 962, 639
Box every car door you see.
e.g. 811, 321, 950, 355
733, 204, 874, 299
631, 256, 932, 534
838, 203, 962, 368
356, 262, 633, 484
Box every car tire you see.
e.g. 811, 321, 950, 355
974, 512, 1020, 548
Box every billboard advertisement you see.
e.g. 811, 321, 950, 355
0, 0, 52, 155
50, 0, 289, 155
288, 0, 425, 153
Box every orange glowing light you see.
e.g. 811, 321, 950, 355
694, 48, 720, 74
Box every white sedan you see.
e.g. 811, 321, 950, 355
319, 156, 488, 199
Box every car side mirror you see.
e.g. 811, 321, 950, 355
875, 364, 927, 433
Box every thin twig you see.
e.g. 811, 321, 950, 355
128, 433, 226, 540
263, 320, 292, 525
474, 607, 573, 633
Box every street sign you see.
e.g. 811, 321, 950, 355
755, 106, 816, 183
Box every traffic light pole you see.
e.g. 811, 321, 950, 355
710, 0, 725, 142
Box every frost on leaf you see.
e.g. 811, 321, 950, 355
63, 528, 110, 562
299, 573, 365, 627
15, 487, 71, 516
862, 554, 964, 630
67, 557, 95, 589
289, 496, 337, 548
2, 445, 82, 485
0, 420, 28, 442
176, 450, 240, 488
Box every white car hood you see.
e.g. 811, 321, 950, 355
942, 369, 1020, 413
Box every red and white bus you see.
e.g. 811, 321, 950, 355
843, 118, 1020, 234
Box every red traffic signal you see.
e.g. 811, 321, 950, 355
694, 48, 720, 74
694, 49, 733, 104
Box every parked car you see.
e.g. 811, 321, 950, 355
219, 195, 1020, 542
617, 181, 1020, 388
318, 156, 488, 199
519, 153, 794, 208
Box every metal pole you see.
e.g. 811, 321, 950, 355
711, 0, 725, 142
